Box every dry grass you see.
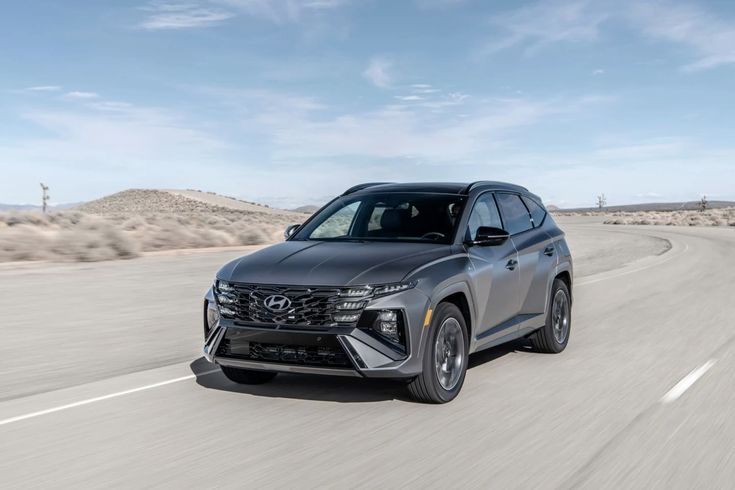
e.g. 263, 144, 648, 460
0, 211, 294, 263
602, 207, 735, 227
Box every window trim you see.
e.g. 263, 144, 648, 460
462, 191, 505, 242
494, 192, 535, 237
521, 195, 547, 229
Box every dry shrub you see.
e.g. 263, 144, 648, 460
0, 208, 296, 263
604, 207, 735, 227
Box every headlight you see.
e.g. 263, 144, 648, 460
216, 280, 234, 292
372, 281, 416, 297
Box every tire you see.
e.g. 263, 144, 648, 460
408, 302, 469, 404
531, 278, 572, 353
220, 366, 278, 385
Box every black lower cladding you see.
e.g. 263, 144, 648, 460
216, 328, 353, 368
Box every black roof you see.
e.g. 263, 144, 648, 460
343, 181, 529, 196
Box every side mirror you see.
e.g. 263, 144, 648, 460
284, 224, 301, 240
467, 226, 510, 247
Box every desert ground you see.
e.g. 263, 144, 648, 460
1, 216, 734, 488
0, 189, 309, 262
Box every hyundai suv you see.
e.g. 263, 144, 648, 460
203, 182, 572, 403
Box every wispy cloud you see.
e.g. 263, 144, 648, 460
139, 1, 234, 29
483, 0, 735, 71
629, 1, 735, 71
483, 0, 608, 55
23, 85, 62, 92
363, 57, 393, 88
64, 91, 100, 99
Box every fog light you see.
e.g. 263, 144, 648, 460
378, 310, 397, 322
334, 313, 361, 323
380, 321, 398, 336
336, 301, 365, 310
377, 309, 400, 341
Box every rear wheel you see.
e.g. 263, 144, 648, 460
408, 303, 468, 404
220, 366, 278, 385
531, 278, 571, 353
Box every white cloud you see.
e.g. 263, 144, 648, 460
395, 95, 423, 101
629, 1, 735, 71
363, 57, 393, 88
482, 0, 735, 71
592, 68, 604, 75
483, 0, 609, 55
139, 1, 234, 29
64, 91, 100, 99
250, 92, 609, 162
213, 0, 349, 23
24, 85, 62, 92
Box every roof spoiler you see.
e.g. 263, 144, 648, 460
462, 181, 529, 194
342, 182, 393, 195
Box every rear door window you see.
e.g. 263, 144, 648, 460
495, 193, 533, 235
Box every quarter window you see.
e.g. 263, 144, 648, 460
466, 193, 503, 240
521, 196, 547, 228
495, 193, 533, 235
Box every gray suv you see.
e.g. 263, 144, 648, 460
203, 182, 572, 403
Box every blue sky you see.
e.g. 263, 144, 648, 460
1, 0, 734, 208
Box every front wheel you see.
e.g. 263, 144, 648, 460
408, 303, 469, 404
220, 366, 278, 385
531, 278, 572, 353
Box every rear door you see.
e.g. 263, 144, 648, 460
465, 192, 521, 343
495, 193, 556, 321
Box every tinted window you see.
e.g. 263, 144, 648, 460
521, 196, 546, 228
466, 193, 503, 240
294, 193, 465, 244
496, 193, 533, 235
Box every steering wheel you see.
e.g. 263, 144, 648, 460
421, 232, 446, 240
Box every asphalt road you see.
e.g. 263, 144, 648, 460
1, 219, 733, 488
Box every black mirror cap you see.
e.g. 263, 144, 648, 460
284, 224, 301, 240
468, 226, 510, 246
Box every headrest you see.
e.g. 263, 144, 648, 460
380, 209, 406, 231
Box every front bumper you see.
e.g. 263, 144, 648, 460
203, 286, 431, 379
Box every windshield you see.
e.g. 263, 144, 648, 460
292, 193, 465, 244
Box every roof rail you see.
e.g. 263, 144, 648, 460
342, 182, 393, 195
462, 181, 529, 194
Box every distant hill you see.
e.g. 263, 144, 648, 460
75, 189, 303, 218
291, 205, 321, 214
556, 201, 735, 213
0, 202, 83, 212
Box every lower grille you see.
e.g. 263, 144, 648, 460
216, 329, 352, 368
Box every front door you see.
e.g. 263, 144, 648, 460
465, 192, 521, 344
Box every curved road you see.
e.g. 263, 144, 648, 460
1, 221, 734, 488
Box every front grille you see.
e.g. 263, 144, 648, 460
221, 283, 363, 327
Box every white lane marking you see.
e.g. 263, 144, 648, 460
0, 369, 220, 427
661, 359, 716, 404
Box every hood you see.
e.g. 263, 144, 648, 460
218, 240, 452, 286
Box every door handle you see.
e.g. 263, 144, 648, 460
505, 259, 518, 271
543, 246, 555, 257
